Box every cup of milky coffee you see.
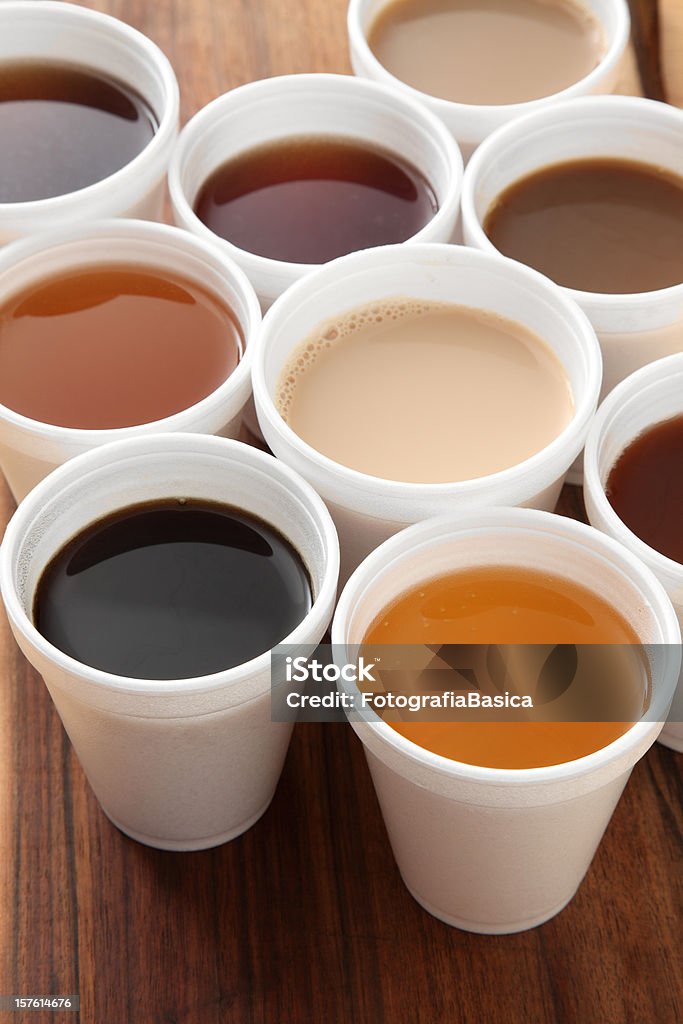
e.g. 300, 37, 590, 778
0, 1, 179, 243
0, 219, 261, 502
331, 507, 680, 933
0, 433, 339, 850
168, 74, 463, 310
584, 354, 683, 753
462, 96, 683, 413
348, 0, 630, 159
251, 243, 602, 582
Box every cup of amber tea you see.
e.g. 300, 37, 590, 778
331, 507, 680, 933
0, 1, 179, 242
0, 434, 339, 850
0, 219, 262, 501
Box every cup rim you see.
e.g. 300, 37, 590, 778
584, 353, 683, 582
0, 219, 262, 442
0, 1, 179, 216
0, 433, 341, 696
167, 72, 464, 276
347, 0, 630, 119
461, 95, 683, 308
251, 242, 602, 503
331, 506, 681, 785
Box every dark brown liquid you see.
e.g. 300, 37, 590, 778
485, 158, 683, 294
194, 136, 437, 264
0, 267, 243, 429
0, 61, 157, 203
34, 500, 312, 680
606, 415, 683, 564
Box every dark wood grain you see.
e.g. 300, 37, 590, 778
0, 2, 681, 1023
628, 0, 667, 100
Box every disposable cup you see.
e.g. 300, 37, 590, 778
0, 1, 179, 243
348, 0, 630, 160
168, 73, 464, 311
462, 96, 683, 403
0, 434, 340, 850
584, 354, 683, 751
331, 507, 680, 933
0, 219, 262, 503
251, 242, 602, 583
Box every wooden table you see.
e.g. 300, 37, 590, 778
1, 2, 681, 1021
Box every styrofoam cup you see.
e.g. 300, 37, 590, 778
331, 507, 681, 933
348, 0, 630, 160
252, 242, 602, 583
462, 96, 683, 402
168, 73, 464, 311
0, 1, 179, 243
584, 354, 683, 751
0, 219, 262, 503
0, 434, 340, 850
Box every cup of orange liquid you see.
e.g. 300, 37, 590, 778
331, 507, 680, 933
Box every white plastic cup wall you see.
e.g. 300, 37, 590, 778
0, 434, 340, 850
0, 1, 179, 243
347, 0, 630, 160
0, 220, 262, 502
584, 354, 683, 752
462, 96, 683, 402
252, 243, 603, 583
168, 73, 464, 310
331, 508, 681, 933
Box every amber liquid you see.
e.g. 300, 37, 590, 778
194, 136, 437, 264
0, 61, 156, 203
363, 566, 645, 768
0, 267, 243, 429
485, 158, 683, 294
607, 415, 683, 565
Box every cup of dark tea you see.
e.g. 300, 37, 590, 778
0, 1, 179, 242
168, 73, 463, 309
0, 434, 340, 850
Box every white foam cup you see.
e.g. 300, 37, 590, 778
584, 354, 683, 751
331, 507, 681, 933
0, 1, 179, 243
0, 434, 340, 850
168, 73, 463, 311
0, 219, 262, 502
348, 0, 630, 160
462, 96, 683, 404
251, 242, 602, 583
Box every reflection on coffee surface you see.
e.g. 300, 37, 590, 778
34, 500, 312, 679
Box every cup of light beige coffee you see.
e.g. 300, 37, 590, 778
251, 243, 602, 582
348, 0, 630, 160
584, 354, 683, 752
331, 508, 680, 933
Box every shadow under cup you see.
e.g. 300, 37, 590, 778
0, 434, 339, 851
331, 508, 680, 934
